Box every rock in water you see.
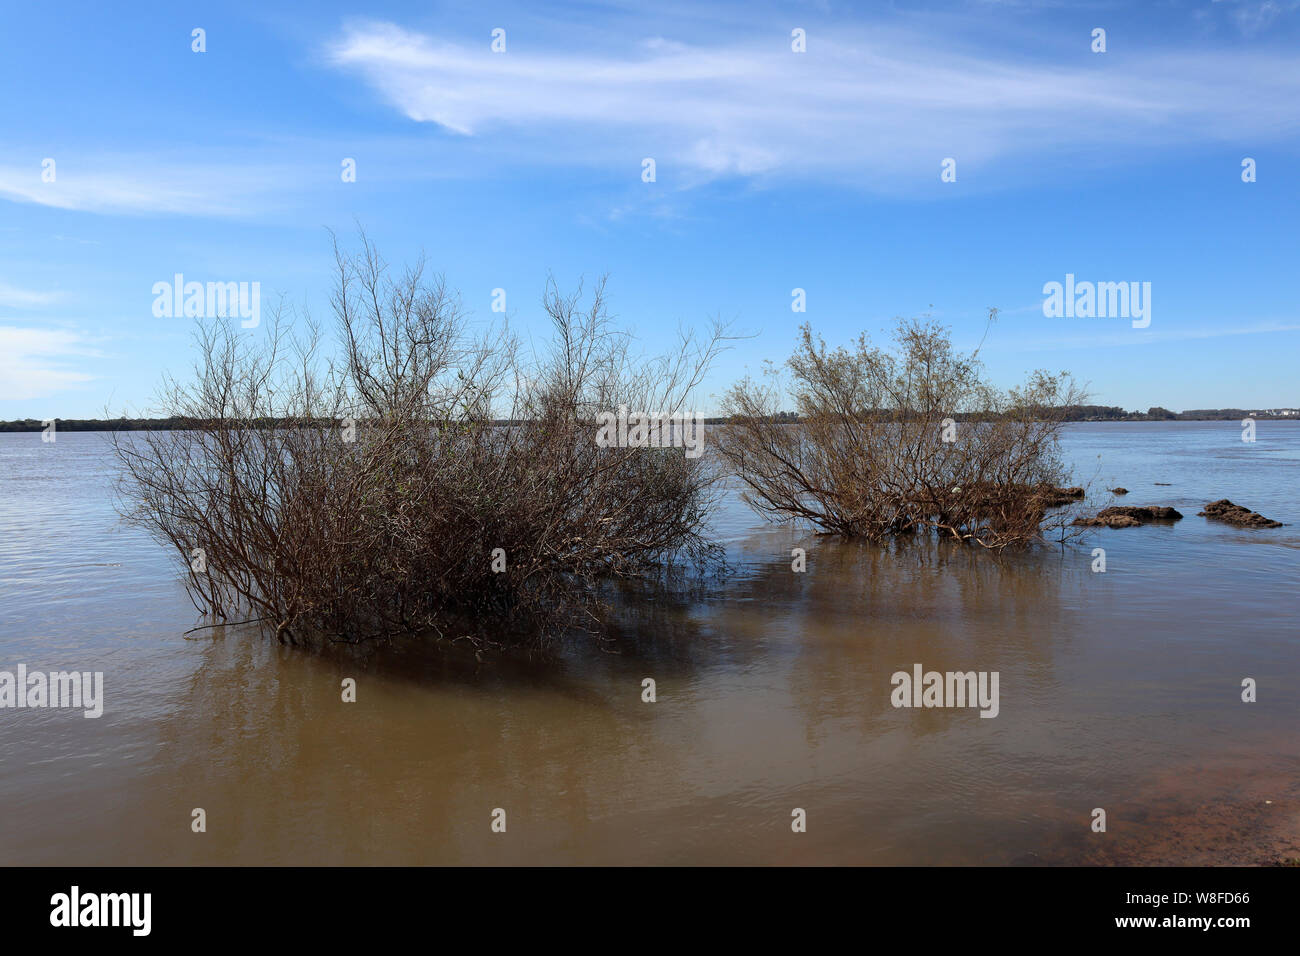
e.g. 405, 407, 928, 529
1197, 499, 1283, 528
1073, 505, 1183, 527
1037, 486, 1086, 507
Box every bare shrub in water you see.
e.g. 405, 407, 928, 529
113, 235, 727, 646
715, 316, 1088, 550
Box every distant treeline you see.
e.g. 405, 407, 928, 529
731, 407, 1297, 423
2, 407, 1295, 432
1, 417, 293, 432
1054, 405, 1297, 421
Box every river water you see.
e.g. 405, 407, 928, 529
1, 422, 1297, 864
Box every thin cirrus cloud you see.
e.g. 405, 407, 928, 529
0, 326, 101, 401
1215, 0, 1300, 37
0, 161, 298, 218
997, 318, 1300, 352
0, 282, 63, 309
325, 20, 1300, 184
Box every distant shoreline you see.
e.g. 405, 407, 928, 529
3, 411, 1299, 433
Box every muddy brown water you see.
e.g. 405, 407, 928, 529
1, 422, 1297, 864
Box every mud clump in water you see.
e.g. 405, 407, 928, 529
1074, 505, 1183, 528
1037, 486, 1085, 507
1198, 499, 1283, 528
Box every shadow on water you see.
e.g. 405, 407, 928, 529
193, 528, 1086, 696
100, 531, 1104, 864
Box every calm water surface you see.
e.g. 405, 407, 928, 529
1, 422, 1297, 864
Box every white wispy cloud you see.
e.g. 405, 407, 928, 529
0, 326, 101, 400
1213, 0, 1300, 36
0, 160, 296, 217
325, 19, 1300, 185
0, 282, 63, 308
999, 319, 1300, 352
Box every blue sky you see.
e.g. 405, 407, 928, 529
2, 0, 1298, 418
